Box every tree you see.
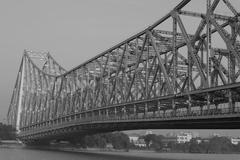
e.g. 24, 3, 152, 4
79, 132, 130, 150
189, 139, 204, 153
208, 136, 233, 153
93, 134, 107, 148
151, 135, 164, 151
234, 143, 240, 152
109, 132, 130, 150
141, 134, 164, 151
0, 123, 16, 140
142, 134, 156, 149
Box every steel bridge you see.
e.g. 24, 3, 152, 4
7, 0, 240, 144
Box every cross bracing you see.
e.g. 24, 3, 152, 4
7, 0, 240, 143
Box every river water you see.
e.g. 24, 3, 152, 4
1, 147, 240, 160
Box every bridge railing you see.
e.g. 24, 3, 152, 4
19, 105, 240, 135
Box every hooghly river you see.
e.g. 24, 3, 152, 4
1, 147, 240, 160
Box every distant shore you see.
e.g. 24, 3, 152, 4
0, 140, 22, 149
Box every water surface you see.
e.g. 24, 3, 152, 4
1, 147, 240, 160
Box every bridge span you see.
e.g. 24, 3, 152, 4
7, 0, 240, 144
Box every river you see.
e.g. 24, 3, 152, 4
0, 147, 240, 160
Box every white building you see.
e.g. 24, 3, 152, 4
128, 133, 147, 147
212, 133, 221, 137
177, 132, 193, 143
129, 135, 139, 144
135, 138, 147, 147
231, 138, 240, 145
145, 130, 153, 135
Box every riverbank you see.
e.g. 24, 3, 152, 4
44, 147, 240, 160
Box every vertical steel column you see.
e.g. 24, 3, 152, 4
172, 16, 177, 94
172, 99, 176, 116
206, 0, 212, 113
200, 105, 203, 116
16, 57, 25, 132
172, 16, 177, 116
228, 90, 233, 113
200, 43, 204, 88
207, 93, 211, 114
133, 104, 137, 117
228, 24, 236, 113
106, 109, 109, 118
98, 110, 101, 119
158, 101, 161, 117
123, 106, 126, 118
188, 95, 192, 115
114, 107, 117, 118
230, 25, 236, 83
145, 38, 149, 98
107, 57, 111, 104
206, 0, 212, 88
144, 103, 148, 117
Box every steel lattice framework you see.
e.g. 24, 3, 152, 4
7, 0, 240, 143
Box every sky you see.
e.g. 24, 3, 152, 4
0, 0, 240, 137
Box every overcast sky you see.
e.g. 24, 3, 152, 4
0, 0, 240, 136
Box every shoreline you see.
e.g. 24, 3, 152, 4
1, 144, 240, 160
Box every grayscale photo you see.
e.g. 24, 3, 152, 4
1, 0, 240, 159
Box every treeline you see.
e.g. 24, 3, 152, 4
141, 134, 240, 154
0, 123, 16, 140
74, 132, 131, 150
189, 137, 240, 154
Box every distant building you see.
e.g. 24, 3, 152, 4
128, 133, 146, 147
129, 133, 139, 144
231, 138, 240, 145
145, 130, 153, 135
192, 137, 204, 144
106, 143, 113, 150
202, 138, 210, 143
212, 133, 221, 137
196, 139, 202, 144
177, 132, 192, 143
135, 138, 146, 147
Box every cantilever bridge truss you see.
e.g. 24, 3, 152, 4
7, 0, 240, 143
